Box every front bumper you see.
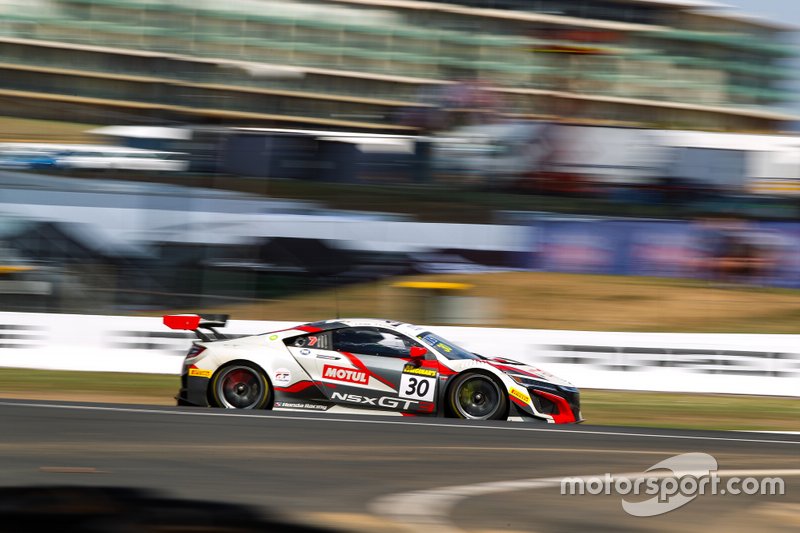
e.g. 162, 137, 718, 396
529, 386, 582, 424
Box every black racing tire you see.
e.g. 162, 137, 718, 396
209, 363, 271, 410
447, 372, 508, 421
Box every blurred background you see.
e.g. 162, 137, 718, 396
1, 5, 799, 532
0, 0, 799, 331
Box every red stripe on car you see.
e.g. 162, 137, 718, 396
489, 363, 542, 379
274, 380, 319, 393
338, 351, 397, 390
532, 389, 576, 424
418, 401, 436, 413
419, 359, 456, 376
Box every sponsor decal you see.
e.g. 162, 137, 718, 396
274, 368, 292, 385
274, 401, 329, 411
316, 354, 339, 360
509, 387, 531, 405
400, 372, 436, 402
403, 365, 437, 377
188, 368, 212, 379
268, 334, 278, 341
323, 365, 368, 385
299, 348, 311, 356
331, 392, 418, 410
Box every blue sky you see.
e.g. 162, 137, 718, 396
720, 0, 799, 30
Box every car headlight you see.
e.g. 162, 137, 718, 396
508, 374, 560, 393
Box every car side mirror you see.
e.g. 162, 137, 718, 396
409, 346, 428, 359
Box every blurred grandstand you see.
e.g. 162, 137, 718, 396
0, 0, 795, 132
0, 0, 798, 315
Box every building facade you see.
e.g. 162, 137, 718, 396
0, 0, 795, 131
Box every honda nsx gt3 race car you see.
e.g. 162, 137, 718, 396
165, 315, 582, 423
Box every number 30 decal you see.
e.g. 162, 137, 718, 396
405, 377, 429, 397
399, 374, 436, 402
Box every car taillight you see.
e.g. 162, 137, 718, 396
186, 345, 206, 359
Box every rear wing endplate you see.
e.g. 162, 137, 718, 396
163, 314, 229, 342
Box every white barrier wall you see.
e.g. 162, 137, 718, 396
435, 327, 800, 397
0, 312, 797, 397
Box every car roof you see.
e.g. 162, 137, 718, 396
299, 319, 439, 343
305, 318, 404, 330
303, 317, 436, 335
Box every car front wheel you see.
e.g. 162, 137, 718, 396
448, 373, 508, 420
210, 363, 271, 409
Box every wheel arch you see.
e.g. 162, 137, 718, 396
444, 367, 510, 420
208, 359, 274, 410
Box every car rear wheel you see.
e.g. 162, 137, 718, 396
210, 364, 271, 409
448, 373, 508, 420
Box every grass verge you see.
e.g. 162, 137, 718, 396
580, 390, 799, 432
168, 271, 800, 333
1, 369, 796, 432
0, 116, 99, 143
0, 369, 175, 405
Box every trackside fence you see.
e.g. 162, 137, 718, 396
0, 312, 797, 397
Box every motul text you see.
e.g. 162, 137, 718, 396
323, 365, 369, 384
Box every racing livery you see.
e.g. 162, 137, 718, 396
165, 315, 582, 423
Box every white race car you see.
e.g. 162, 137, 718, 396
166, 315, 582, 423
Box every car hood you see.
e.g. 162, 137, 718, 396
444, 357, 575, 388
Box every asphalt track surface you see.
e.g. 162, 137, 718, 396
1, 399, 798, 533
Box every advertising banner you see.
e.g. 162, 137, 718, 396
529, 216, 800, 287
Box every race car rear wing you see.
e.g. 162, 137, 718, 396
163, 314, 229, 342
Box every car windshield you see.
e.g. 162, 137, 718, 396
417, 332, 480, 360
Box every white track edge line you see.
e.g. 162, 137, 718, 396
0, 400, 798, 446
370, 468, 800, 532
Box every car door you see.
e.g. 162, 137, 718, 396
319, 326, 437, 413
284, 329, 381, 395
